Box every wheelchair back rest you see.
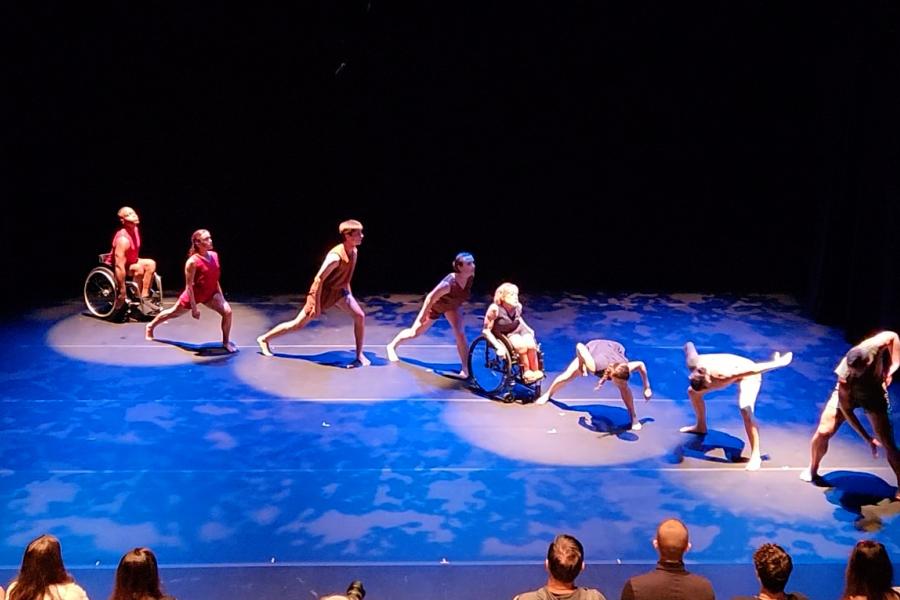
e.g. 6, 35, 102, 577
99, 252, 112, 265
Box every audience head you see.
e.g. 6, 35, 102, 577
653, 519, 690, 561
753, 543, 793, 594
545, 534, 585, 585
843, 540, 894, 600
11, 534, 72, 600
111, 547, 165, 600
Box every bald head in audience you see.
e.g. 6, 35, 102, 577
653, 519, 690, 561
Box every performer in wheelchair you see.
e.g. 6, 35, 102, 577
535, 340, 652, 430
481, 283, 543, 384
106, 206, 158, 311
386, 252, 475, 377
145, 229, 236, 353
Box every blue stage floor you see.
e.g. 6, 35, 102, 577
1, 292, 897, 598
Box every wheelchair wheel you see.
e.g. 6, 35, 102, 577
83, 267, 118, 318
468, 335, 511, 395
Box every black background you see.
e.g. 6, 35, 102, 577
7, 2, 899, 337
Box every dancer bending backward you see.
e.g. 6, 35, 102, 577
145, 229, 236, 352
800, 331, 900, 496
535, 340, 652, 429
107, 206, 158, 311
482, 283, 543, 384
257, 220, 370, 366
386, 252, 476, 377
682, 341, 793, 471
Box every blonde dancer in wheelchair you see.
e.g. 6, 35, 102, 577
481, 283, 543, 384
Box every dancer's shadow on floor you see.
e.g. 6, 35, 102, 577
150, 338, 237, 361
551, 401, 654, 441
395, 357, 468, 381
816, 470, 900, 532
263, 349, 386, 368
665, 430, 752, 465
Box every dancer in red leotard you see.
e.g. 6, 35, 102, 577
145, 229, 236, 352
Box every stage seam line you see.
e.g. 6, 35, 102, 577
19, 466, 894, 475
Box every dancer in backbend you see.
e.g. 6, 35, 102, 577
386, 252, 475, 377
145, 229, 236, 352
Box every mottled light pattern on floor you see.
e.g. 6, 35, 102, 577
2, 293, 897, 582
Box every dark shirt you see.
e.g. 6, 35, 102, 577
620, 560, 715, 600
515, 585, 607, 600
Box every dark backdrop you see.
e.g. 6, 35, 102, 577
6, 2, 899, 338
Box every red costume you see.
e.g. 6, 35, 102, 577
178, 251, 221, 308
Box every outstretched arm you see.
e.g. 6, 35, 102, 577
628, 360, 652, 399
837, 382, 880, 456
184, 258, 199, 317
417, 280, 451, 321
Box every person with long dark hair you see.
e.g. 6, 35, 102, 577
110, 548, 174, 600
842, 540, 899, 600
7, 534, 88, 600
145, 229, 236, 352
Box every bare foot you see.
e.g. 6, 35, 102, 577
457, 370, 469, 379
350, 354, 371, 368
679, 424, 707, 434
774, 351, 793, 366
257, 336, 273, 357
224, 341, 238, 353
631, 421, 643, 431
746, 455, 762, 471
386, 344, 399, 362
145, 325, 155, 341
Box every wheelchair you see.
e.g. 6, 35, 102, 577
467, 333, 544, 403
83, 253, 163, 320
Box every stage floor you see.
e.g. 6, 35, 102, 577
1, 292, 898, 598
